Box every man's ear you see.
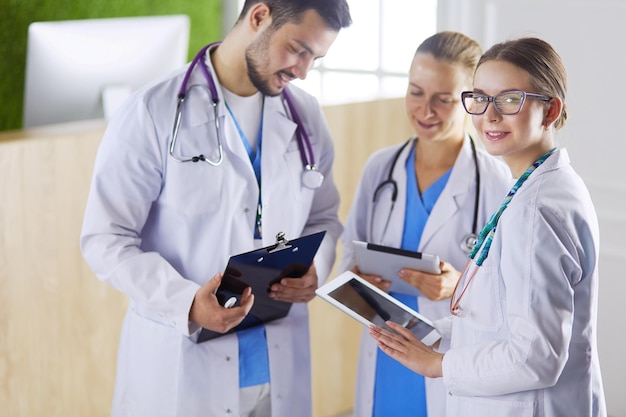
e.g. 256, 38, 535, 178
247, 3, 272, 32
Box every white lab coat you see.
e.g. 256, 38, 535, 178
339, 136, 512, 417
440, 148, 606, 417
80, 52, 343, 417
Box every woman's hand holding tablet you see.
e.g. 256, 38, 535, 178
315, 270, 441, 346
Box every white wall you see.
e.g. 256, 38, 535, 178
438, 1, 626, 415
221, 0, 243, 37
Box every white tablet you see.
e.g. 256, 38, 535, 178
316, 271, 441, 346
353, 240, 441, 296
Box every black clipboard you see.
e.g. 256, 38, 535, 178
197, 230, 326, 342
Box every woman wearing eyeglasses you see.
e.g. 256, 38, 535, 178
339, 32, 512, 417
370, 37, 607, 417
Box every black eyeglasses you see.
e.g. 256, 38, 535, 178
461, 90, 551, 115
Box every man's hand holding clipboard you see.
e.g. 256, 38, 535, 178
189, 272, 255, 334
194, 230, 327, 342
268, 262, 318, 303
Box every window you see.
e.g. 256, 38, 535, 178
226, 1, 438, 105
294, 0, 437, 105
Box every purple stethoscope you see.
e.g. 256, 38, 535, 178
169, 43, 324, 190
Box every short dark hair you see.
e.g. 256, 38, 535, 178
478, 37, 568, 129
238, 0, 352, 31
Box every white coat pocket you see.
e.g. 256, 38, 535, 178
161, 158, 224, 217
451, 395, 535, 417
464, 264, 504, 332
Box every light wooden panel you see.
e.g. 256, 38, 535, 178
0, 120, 128, 417
310, 97, 413, 417
0, 97, 412, 417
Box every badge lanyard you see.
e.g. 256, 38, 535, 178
450, 147, 557, 316
225, 100, 265, 239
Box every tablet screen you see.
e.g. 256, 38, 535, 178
327, 275, 436, 341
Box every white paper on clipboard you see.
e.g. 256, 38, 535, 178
352, 240, 441, 296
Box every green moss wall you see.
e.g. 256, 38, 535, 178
1, 0, 222, 132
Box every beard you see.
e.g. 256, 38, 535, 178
245, 30, 287, 97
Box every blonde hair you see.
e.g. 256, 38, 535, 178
416, 31, 483, 85
415, 31, 482, 137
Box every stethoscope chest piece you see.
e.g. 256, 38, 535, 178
302, 165, 324, 189
461, 233, 478, 254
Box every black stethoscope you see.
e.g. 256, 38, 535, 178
370, 137, 481, 254
169, 43, 324, 190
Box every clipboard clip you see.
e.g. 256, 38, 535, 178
268, 231, 293, 253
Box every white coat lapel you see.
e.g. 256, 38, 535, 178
419, 137, 475, 249
178, 56, 253, 171
258, 94, 299, 243
260, 95, 297, 187
381, 139, 414, 247
186, 52, 226, 128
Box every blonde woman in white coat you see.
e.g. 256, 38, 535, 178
370, 37, 607, 417
80, 1, 351, 416
339, 32, 511, 417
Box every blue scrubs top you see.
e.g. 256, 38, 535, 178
228, 103, 271, 389
373, 144, 451, 417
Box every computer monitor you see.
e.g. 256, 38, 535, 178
23, 15, 190, 128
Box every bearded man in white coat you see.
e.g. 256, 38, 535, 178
80, 1, 351, 416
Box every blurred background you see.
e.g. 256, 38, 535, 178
1, 1, 624, 417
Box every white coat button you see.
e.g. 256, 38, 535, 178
274, 344, 280, 350
277, 394, 283, 400
244, 208, 250, 213
226, 356, 231, 361
226, 408, 232, 414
